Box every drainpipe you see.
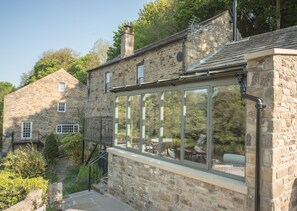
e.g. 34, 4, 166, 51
238, 74, 265, 211
233, 0, 237, 41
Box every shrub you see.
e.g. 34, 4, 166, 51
2, 145, 46, 178
0, 171, 48, 210
42, 133, 59, 164
63, 165, 101, 195
59, 133, 83, 165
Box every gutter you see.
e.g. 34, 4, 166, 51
237, 74, 265, 211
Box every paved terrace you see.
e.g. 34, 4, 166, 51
62, 190, 135, 211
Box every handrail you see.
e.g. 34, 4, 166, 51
86, 149, 108, 192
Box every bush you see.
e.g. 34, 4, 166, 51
43, 133, 59, 164
45, 170, 58, 184
0, 171, 48, 210
2, 145, 46, 178
59, 133, 83, 165
63, 165, 101, 195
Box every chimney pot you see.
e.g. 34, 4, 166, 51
121, 25, 134, 58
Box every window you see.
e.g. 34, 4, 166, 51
115, 96, 127, 148
57, 103, 66, 112
136, 64, 144, 84
21, 122, 32, 139
114, 79, 246, 179
56, 124, 79, 134
59, 82, 66, 92
104, 72, 111, 92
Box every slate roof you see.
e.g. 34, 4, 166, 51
190, 25, 297, 73
88, 11, 230, 72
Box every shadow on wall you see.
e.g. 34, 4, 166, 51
2, 82, 86, 154
289, 178, 297, 210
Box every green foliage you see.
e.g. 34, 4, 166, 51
44, 170, 58, 184
59, 133, 83, 165
24, 48, 78, 85
107, 23, 126, 61
0, 82, 14, 137
42, 133, 59, 164
212, 86, 246, 154
63, 165, 102, 196
0, 171, 48, 210
2, 146, 46, 178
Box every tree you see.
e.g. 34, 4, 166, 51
42, 133, 59, 164
0, 82, 14, 136
24, 48, 78, 86
68, 39, 110, 84
107, 22, 126, 61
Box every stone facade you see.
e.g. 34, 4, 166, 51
245, 49, 297, 210
108, 149, 247, 211
86, 11, 233, 117
2, 69, 87, 153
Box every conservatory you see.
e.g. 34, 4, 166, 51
113, 76, 246, 180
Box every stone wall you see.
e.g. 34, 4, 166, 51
87, 40, 184, 117
245, 50, 297, 210
108, 149, 247, 211
185, 11, 233, 71
86, 11, 232, 117
2, 69, 87, 153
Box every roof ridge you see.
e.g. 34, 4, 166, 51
240, 25, 297, 41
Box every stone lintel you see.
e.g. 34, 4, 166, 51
107, 147, 248, 195
244, 48, 297, 61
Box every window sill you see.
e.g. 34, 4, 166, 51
107, 147, 247, 195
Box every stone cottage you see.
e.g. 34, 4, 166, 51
2, 68, 87, 153
86, 11, 297, 211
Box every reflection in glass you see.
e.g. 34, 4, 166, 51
212, 85, 246, 177
142, 93, 160, 155
184, 89, 208, 164
115, 96, 127, 148
162, 91, 181, 159
127, 95, 141, 149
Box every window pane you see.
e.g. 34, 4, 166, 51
59, 82, 66, 91
162, 91, 181, 159
212, 85, 246, 177
115, 96, 127, 148
142, 93, 160, 155
137, 65, 144, 84
127, 95, 141, 150
22, 122, 32, 139
184, 89, 208, 164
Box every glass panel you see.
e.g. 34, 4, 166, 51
142, 93, 160, 155
162, 91, 181, 159
115, 96, 127, 148
184, 89, 208, 164
212, 85, 246, 177
127, 95, 141, 150
137, 65, 144, 84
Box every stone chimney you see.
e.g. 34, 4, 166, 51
121, 25, 134, 58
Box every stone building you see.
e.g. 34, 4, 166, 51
87, 11, 297, 211
2, 69, 87, 153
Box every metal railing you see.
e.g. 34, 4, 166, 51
85, 147, 108, 192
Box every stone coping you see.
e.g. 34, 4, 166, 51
244, 48, 297, 60
107, 148, 248, 195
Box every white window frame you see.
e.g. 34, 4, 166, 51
104, 72, 111, 92
59, 82, 66, 92
21, 122, 32, 139
136, 64, 144, 84
57, 103, 67, 112
56, 124, 79, 134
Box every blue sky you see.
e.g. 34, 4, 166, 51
0, 0, 149, 87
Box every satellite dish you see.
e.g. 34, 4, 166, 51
4, 132, 11, 137
176, 52, 184, 62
